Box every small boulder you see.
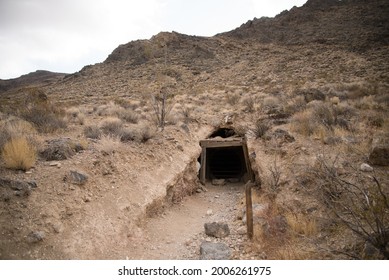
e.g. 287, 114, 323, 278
40, 138, 75, 161
369, 135, 389, 166
360, 163, 374, 172
65, 170, 88, 185
200, 242, 231, 260
27, 231, 45, 243
204, 222, 230, 238
212, 179, 226, 186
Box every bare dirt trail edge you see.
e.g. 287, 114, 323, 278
128, 183, 251, 260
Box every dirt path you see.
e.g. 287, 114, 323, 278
128, 182, 254, 260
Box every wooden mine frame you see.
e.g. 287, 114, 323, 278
199, 137, 254, 184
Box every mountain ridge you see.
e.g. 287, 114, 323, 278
1, 0, 388, 95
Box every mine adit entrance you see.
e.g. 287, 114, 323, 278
199, 127, 254, 184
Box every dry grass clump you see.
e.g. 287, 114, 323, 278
0, 117, 38, 150
1, 137, 36, 171
181, 105, 194, 124
252, 119, 270, 139
283, 95, 306, 115
65, 107, 85, 125
242, 96, 256, 112
97, 134, 122, 155
286, 213, 317, 237
263, 96, 280, 110
83, 125, 102, 139
100, 117, 123, 135
116, 108, 139, 124
290, 100, 355, 137
366, 112, 385, 128
226, 93, 240, 105
137, 126, 155, 143
119, 127, 136, 142
18, 89, 67, 133
96, 101, 139, 124
290, 110, 317, 136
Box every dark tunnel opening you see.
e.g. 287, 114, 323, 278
206, 146, 247, 180
209, 128, 236, 138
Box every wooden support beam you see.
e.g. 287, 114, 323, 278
245, 180, 254, 239
200, 147, 206, 185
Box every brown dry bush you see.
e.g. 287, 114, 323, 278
116, 108, 139, 124
242, 96, 256, 112
119, 127, 136, 142
283, 95, 306, 115
252, 119, 270, 139
0, 117, 38, 150
99, 117, 123, 136
306, 155, 389, 259
291, 101, 353, 136
18, 89, 67, 133
226, 93, 240, 105
2, 137, 36, 171
65, 107, 85, 125
83, 125, 102, 139
290, 110, 316, 136
97, 134, 122, 155
137, 126, 155, 143
181, 105, 194, 124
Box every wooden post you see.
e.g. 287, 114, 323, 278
245, 181, 254, 239
200, 146, 206, 184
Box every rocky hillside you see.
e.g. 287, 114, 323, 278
0, 70, 65, 94
222, 0, 389, 51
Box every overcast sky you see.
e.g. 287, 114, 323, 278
0, 0, 307, 79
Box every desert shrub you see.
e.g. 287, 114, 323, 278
342, 82, 377, 100
17, 89, 66, 133
242, 96, 256, 112
119, 127, 136, 142
226, 93, 240, 105
97, 134, 122, 155
290, 110, 316, 136
151, 86, 174, 130
367, 113, 385, 128
114, 98, 132, 109
307, 155, 389, 259
21, 105, 67, 133
66, 107, 85, 125
253, 119, 270, 139
96, 101, 120, 116
0, 117, 37, 150
1, 137, 36, 171
286, 213, 317, 237
116, 108, 139, 124
137, 126, 155, 143
330, 96, 340, 105
291, 101, 352, 136
283, 95, 306, 115
375, 94, 389, 106
181, 105, 194, 124
333, 103, 357, 120
100, 117, 123, 136
294, 88, 325, 103
263, 96, 280, 110
83, 125, 101, 139
308, 101, 336, 127
268, 157, 282, 194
